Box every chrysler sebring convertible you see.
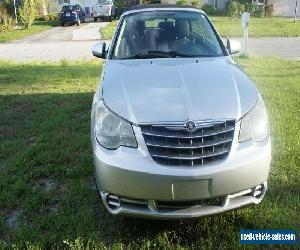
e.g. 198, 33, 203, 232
91, 5, 271, 219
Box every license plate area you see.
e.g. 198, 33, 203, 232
173, 179, 212, 200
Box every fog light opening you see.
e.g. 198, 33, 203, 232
253, 182, 267, 200
106, 194, 121, 210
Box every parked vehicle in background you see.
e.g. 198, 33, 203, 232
60, 4, 85, 26
93, 0, 116, 22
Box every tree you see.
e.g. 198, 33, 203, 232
176, 0, 188, 6
191, 0, 201, 9
19, 0, 37, 29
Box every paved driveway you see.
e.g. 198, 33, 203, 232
0, 21, 108, 62
235, 37, 300, 60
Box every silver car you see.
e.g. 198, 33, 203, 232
91, 6, 271, 219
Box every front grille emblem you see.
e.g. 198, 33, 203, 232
185, 121, 196, 133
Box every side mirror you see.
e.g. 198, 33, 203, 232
226, 38, 241, 55
92, 42, 107, 59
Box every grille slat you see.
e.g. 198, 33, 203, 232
146, 137, 232, 149
140, 120, 235, 167
151, 148, 229, 160
141, 126, 234, 139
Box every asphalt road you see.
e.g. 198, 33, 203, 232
0, 21, 109, 62
0, 21, 299, 62
235, 37, 300, 60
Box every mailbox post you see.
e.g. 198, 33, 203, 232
241, 12, 250, 55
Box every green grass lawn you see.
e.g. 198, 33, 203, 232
101, 17, 300, 39
100, 20, 118, 40
0, 20, 59, 43
0, 58, 299, 249
211, 16, 300, 37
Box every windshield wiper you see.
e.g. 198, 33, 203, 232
121, 52, 172, 60
148, 50, 198, 58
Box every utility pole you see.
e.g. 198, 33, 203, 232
294, 0, 298, 23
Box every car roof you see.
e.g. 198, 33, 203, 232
125, 4, 204, 15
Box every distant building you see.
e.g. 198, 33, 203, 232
49, 0, 299, 17
269, 0, 298, 16
161, 0, 299, 17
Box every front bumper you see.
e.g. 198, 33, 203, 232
93, 12, 111, 17
93, 123, 271, 218
100, 182, 267, 219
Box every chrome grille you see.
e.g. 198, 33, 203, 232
140, 120, 235, 167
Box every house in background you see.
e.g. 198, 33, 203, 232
49, 0, 298, 17
161, 0, 298, 17
160, 0, 228, 10
268, 0, 298, 16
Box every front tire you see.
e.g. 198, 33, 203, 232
94, 17, 97, 22
77, 19, 80, 26
109, 16, 112, 22
61, 22, 65, 27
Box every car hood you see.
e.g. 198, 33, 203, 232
102, 57, 257, 124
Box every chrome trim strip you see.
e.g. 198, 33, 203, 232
146, 138, 232, 149
141, 127, 234, 139
138, 119, 234, 127
151, 149, 229, 160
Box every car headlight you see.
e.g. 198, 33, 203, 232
239, 94, 269, 142
94, 100, 137, 149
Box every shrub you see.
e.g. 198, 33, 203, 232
253, 5, 264, 17
176, 0, 188, 6
237, 0, 251, 4
0, 5, 14, 33
226, 0, 244, 18
19, 0, 37, 29
0, 15, 14, 33
44, 13, 58, 21
201, 4, 215, 15
191, 0, 201, 9
114, 0, 127, 8
237, 2, 244, 15
35, 15, 46, 21
244, 3, 255, 15
265, 4, 274, 17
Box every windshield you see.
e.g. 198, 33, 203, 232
62, 5, 76, 11
111, 11, 224, 59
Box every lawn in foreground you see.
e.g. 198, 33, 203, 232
0, 58, 299, 249
0, 20, 58, 43
100, 17, 300, 39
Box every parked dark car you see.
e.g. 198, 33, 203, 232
60, 4, 85, 26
